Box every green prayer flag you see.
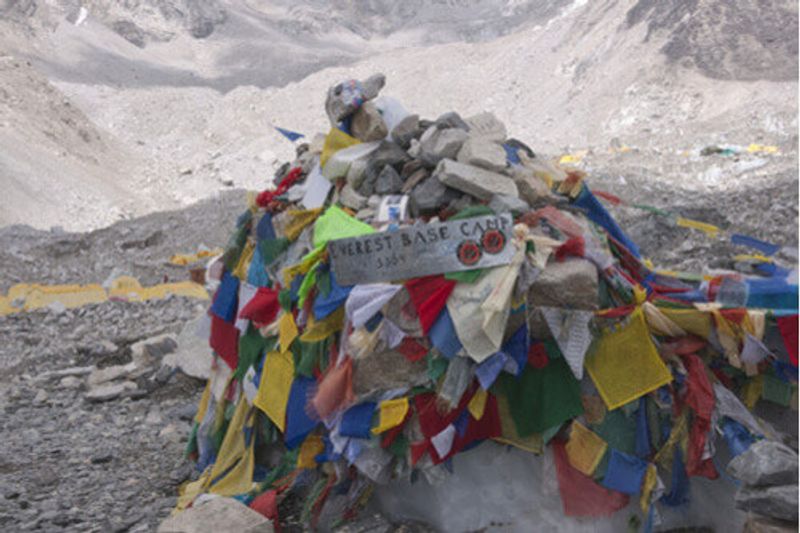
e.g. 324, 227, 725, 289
260, 237, 290, 266
236, 325, 276, 379
498, 356, 583, 437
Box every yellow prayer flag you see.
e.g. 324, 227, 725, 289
208, 398, 250, 487
300, 306, 345, 342
585, 308, 673, 411
493, 392, 543, 454
232, 241, 255, 281
742, 375, 764, 410
640, 463, 658, 512
643, 302, 687, 337
371, 397, 410, 434
297, 434, 325, 469
209, 438, 255, 496
281, 208, 324, 242
278, 312, 299, 353
658, 307, 712, 339
565, 421, 607, 476
254, 351, 295, 432
175, 469, 211, 511
194, 380, 212, 424
746, 143, 778, 154
676, 217, 719, 237
654, 412, 688, 469
320, 127, 360, 167
467, 388, 488, 421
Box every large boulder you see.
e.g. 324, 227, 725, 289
728, 440, 799, 487
162, 316, 213, 380
735, 485, 799, 522
743, 515, 799, 533
527, 259, 599, 310
158, 497, 273, 533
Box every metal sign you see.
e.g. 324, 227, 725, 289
328, 213, 515, 285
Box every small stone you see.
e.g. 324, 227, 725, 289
90, 452, 113, 464
407, 138, 422, 159
400, 159, 424, 179
464, 112, 507, 141
511, 168, 554, 205
418, 127, 469, 167
409, 177, 450, 218
357, 141, 411, 196
374, 165, 403, 195
391, 114, 420, 148
355, 208, 375, 221
153, 365, 175, 384
157, 496, 274, 533
131, 334, 177, 367
323, 142, 381, 181
173, 404, 197, 422
339, 183, 368, 210
85, 381, 137, 402
33, 389, 48, 405
47, 301, 67, 314
434, 158, 517, 201
346, 158, 369, 189
87, 363, 136, 386
159, 423, 188, 444
350, 101, 388, 142
457, 137, 508, 172
58, 376, 81, 389
434, 111, 470, 131
489, 194, 530, 215
401, 168, 430, 194
145, 407, 163, 425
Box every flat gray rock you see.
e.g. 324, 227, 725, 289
434, 158, 517, 201
158, 497, 273, 533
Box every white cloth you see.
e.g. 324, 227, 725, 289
234, 282, 258, 333
740, 333, 772, 365
713, 383, 763, 436
431, 424, 457, 459
540, 307, 594, 380
345, 283, 403, 328
447, 247, 524, 363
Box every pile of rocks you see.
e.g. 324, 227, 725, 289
166, 74, 798, 533
287, 73, 561, 225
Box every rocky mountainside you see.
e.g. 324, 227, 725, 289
0, 0, 796, 231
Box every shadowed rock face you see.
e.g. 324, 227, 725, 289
626, 0, 799, 81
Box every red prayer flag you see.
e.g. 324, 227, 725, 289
777, 315, 798, 366
396, 337, 429, 362
209, 314, 239, 370
552, 440, 629, 517
405, 276, 457, 335
249, 490, 280, 532
239, 287, 281, 327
